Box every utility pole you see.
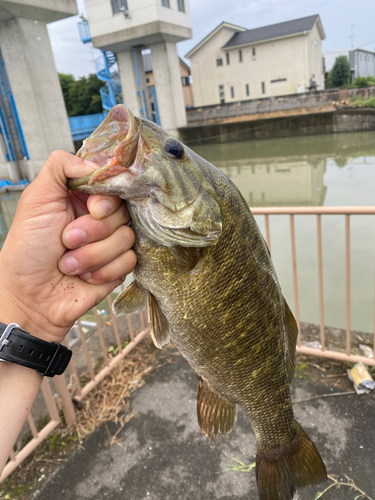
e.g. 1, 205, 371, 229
349, 24, 356, 49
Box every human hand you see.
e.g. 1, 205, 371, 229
0, 151, 136, 344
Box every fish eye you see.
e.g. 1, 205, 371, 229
163, 138, 185, 160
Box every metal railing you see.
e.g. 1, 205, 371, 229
251, 206, 375, 367
2, 206, 375, 482
0, 288, 148, 482
186, 86, 375, 124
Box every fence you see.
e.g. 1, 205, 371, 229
186, 86, 375, 125
251, 206, 375, 367
2, 206, 375, 482
0, 291, 149, 482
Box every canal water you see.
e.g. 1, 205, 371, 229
1, 130, 374, 334
194, 130, 375, 335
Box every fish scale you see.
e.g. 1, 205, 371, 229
68, 105, 327, 500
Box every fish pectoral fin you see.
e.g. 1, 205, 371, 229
283, 298, 298, 384
112, 281, 147, 316
197, 377, 236, 440
170, 246, 201, 272
147, 293, 171, 349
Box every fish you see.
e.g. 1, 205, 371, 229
68, 104, 327, 500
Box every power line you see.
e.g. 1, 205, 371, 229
357, 39, 375, 49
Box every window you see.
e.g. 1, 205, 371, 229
314, 39, 318, 46
261, 82, 265, 94
219, 85, 225, 103
230, 86, 234, 98
239, 50, 243, 63
216, 58, 223, 67
245, 84, 250, 96
111, 0, 128, 14
181, 76, 190, 86
146, 77, 150, 83
161, 0, 170, 7
226, 52, 230, 65
177, 0, 185, 12
270, 78, 287, 83
252, 47, 256, 60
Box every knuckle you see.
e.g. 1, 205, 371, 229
118, 225, 135, 247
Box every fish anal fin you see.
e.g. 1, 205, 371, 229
283, 298, 298, 383
197, 377, 236, 440
147, 293, 171, 349
256, 422, 327, 500
113, 281, 146, 316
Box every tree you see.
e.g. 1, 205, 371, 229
331, 56, 351, 87
58, 73, 103, 117
58, 73, 75, 116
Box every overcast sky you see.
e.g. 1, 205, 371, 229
47, 0, 375, 78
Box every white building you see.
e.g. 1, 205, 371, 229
83, 0, 192, 136
324, 48, 375, 81
186, 14, 326, 107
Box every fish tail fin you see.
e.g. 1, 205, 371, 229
256, 421, 327, 500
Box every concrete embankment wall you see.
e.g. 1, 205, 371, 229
179, 109, 375, 145
186, 86, 375, 125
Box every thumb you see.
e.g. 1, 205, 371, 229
33, 150, 100, 199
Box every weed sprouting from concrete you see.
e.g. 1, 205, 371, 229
314, 474, 374, 500
216, 454, 256, 474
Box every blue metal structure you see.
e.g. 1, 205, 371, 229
69, 112, 107, 141
77, 21, 122, 111
0, 48, 29, 163
151, 86, 161, 125
95, 51, 122, 110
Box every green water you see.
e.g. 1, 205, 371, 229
194, 131, 375, 334
1, 131, 375, 334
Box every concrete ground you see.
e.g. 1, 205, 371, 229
34, 349, 375, 500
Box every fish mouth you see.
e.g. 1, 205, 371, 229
68, 105, 140, 194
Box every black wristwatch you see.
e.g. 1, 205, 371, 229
0, 322, 72, 377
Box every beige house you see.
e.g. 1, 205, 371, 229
186, 15, 326, 107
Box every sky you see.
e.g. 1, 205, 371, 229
47, 0, 375, 78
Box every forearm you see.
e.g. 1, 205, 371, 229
0, 362, 42, 476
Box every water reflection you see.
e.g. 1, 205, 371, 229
216, 157, 326, 206
194, 131, 375, 335
194, 130, 375, 208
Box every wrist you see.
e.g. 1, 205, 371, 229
0, 288, 68, 344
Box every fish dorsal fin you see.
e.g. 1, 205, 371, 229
170, 246, 201, 272
113, 281, 146, 316
283, 298, 298, 383
197, 376, 237, 440
147, 292, 171, 349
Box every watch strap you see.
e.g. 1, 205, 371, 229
0, 322, 72, 377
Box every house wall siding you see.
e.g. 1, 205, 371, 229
189, 21, 325, 106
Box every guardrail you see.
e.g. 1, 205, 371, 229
186, 86, 375, 124
2, 206, 375, 482
0, 287, 148, 482
251, 206, 375, 368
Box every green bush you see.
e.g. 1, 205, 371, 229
349, 95, 375, 107
331, 56, 351, 87
350, 75, 375, 88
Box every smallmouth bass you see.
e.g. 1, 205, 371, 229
68, 105, 326, 500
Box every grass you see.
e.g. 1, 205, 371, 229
217, 456, 374, 500
349, 94, 375, 108
216, 454, 256, 474
314, 474, 374, 500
